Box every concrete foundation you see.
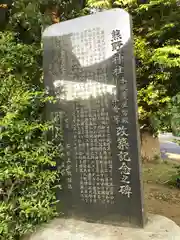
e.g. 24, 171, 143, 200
25, 214, 180, 240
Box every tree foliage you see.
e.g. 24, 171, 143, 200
86, 0, 180, 133
3, 0, 84, 43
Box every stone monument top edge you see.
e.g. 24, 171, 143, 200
42, 8, 130, 38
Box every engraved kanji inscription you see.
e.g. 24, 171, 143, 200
43, 9, 145, 227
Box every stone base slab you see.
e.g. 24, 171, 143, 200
26, 214, 180, 240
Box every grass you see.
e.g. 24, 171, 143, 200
143, 161, 180, 226
143, 161, 179, 185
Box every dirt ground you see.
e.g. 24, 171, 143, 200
143, 162, 180, 226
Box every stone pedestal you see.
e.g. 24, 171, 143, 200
26, 215, 180, 240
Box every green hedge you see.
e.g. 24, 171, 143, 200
0, 31, 63, 240
0, 89, 63, 239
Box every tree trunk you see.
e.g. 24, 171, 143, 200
140, 131, 161, 162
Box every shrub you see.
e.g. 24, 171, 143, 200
168, 165, 180, 188
0, 88, 63, 239
171, 94, 180, 136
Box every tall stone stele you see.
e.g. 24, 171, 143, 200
43, 8, 146, 227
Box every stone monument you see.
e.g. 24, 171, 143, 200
43, 8, 145, 227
